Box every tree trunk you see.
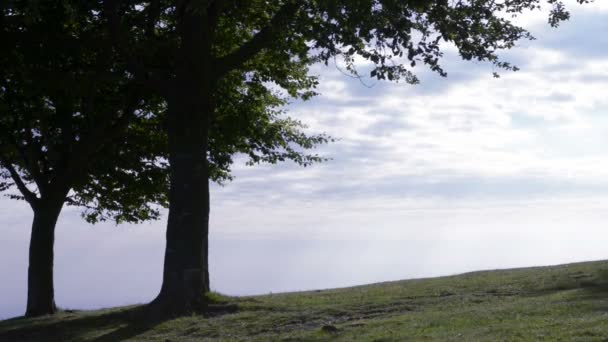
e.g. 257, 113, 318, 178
152, 9, 213, 314
152, 96, 211, 313
25, 200, 63, 317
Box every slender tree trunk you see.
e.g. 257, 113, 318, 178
25, 200, 63, 317
152, 8, 213, 314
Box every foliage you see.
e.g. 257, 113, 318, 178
0, 0, 169, 223
209, 67, 331, 183
253, 0, 589, 82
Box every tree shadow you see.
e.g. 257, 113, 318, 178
0, 305, 169, 342
90, 306, 170, 342
561, 269, 608, 312
0, 301, 241, 341
577, 279, 608, 299
91, 302, 239, 341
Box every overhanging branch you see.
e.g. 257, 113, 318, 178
0, 157, 39, 207
212, 1, 301, 79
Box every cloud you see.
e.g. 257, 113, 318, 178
533, 12, 608, 60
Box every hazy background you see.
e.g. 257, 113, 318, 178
2, 0, 608, 319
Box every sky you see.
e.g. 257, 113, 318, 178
2, 1, 608, 320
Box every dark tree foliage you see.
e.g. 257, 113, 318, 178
0, 1, 171, 220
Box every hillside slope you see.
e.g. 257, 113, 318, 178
2, 260, 608, 341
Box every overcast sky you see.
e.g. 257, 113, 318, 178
3, 1, 608, 320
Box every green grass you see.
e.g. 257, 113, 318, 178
3, 260, 608, 341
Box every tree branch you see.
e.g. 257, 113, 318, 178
13, 115, 49, 194
0, 83, 50, 194
146, 0, 162, 38
212, 0, 301, 79
103, 0, 171, 96
0, 157, 39, 207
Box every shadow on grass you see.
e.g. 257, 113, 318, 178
90, 306, 171, 342
558, 269, 608, 313
577, 273, 608, 299
0, 301, 241, 342
0, 305, 169, 342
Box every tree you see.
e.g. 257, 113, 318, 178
0, 1, 171, 316
1, 0, 328, 316
101, 0, 588, 314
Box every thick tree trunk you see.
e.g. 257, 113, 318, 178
152, 8, 213, 314
152, 92, 211, 313
25, 200, 63, 317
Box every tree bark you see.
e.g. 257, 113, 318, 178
152, 7, 213, 314
25, 200, 63, 317
152, 89, 211, 313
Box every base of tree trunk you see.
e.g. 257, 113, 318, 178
25, 302, 57, 317
25, 269, 57, 317
148, 294, 207, 317
147, 291, 238, 318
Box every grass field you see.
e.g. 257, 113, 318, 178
2, 260, 608, 341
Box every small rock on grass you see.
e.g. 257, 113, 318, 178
321, 325, 339, 333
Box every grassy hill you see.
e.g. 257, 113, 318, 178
2, 260, 608, 341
